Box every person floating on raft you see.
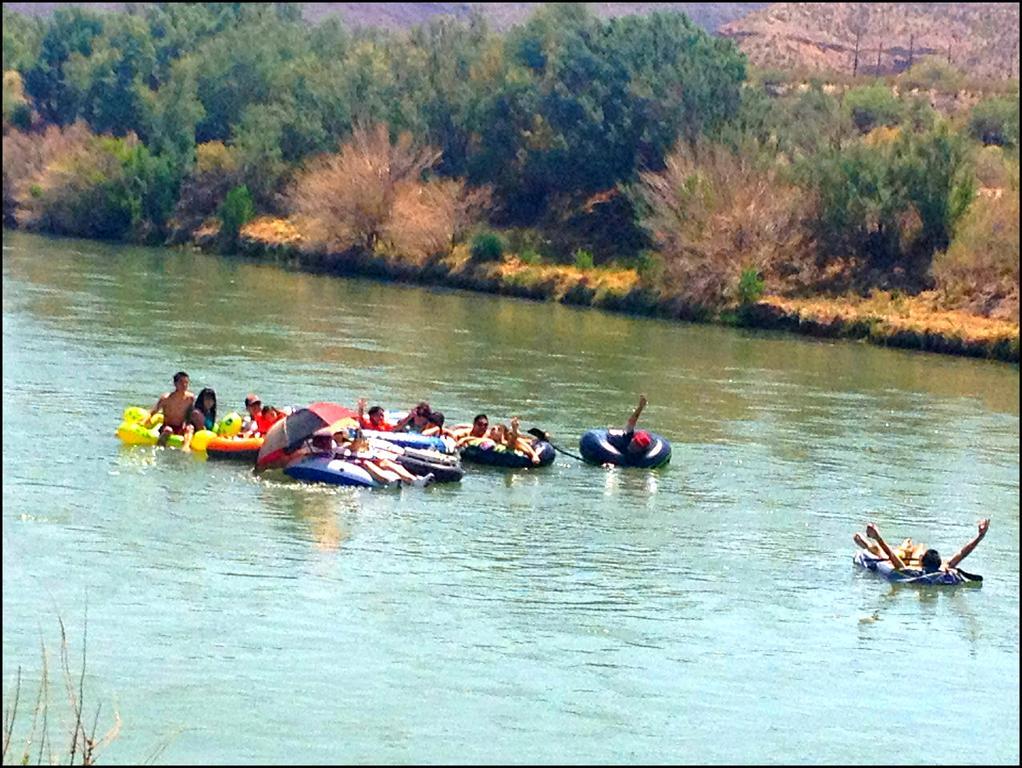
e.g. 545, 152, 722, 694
578, 394, 671, 468
393, 401, 433, 433
450, 413, 490, 443
357, 397, 396, 432
455, 415, 545, 465
292, 429, 434, 487
241, 394, 286, 437
853, 519, 990, 584
150, 371, 196, 447
191, 388, 218, 433
422, 410, 456, 440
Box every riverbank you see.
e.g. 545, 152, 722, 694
220, 216, 1019, 364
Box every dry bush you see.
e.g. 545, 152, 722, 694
973, 145, 1013, 190
287, 123, 491, 262
13, 131, 126, 235
2, 122, 93, 224
636, 140, 813, 310
381, 179, 456, 264
172, 141, 243, 233
3, 616, 121, 766
933, 171, 1020, 321
288, 124, 441, 253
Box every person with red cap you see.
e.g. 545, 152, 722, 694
605, 394, 653, 456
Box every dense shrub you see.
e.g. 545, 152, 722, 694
572, 249, 594, 270
11, 127, 175, 240
636, 140, 811, 309
470, 231, 505, 262
843, 84, 904, 134
171, 141, 243, 237
219, 184, 255, 249
898, 57, 964, 94
804, 125, 974, 283
737, 267, 765, 306
2, 70, 33, 130
933, 169, 1019, 320
968, 97, 1020, 148
3, 121, 92, 223
288, 124, 489, 261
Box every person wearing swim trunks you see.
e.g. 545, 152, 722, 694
854, 519, 991, 575
151, 371, 196, 447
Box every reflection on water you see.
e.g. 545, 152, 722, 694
3, 230, 1019, 764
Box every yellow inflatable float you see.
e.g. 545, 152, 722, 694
116, 407, 244, 451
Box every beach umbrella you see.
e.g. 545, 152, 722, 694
256, 402, 358, 468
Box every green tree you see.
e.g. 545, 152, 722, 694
2, 8, 43, 72
893, 124, 975, 255
968, 97, 1020, 149
65, 14, 157, 137
843, 84, 904, 134
219, 184, 255, 249
24, 7, 105, 124
145, 56, 205, 170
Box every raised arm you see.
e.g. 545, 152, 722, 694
624, 394, 647, 433
151, 393, 168, 417
946, 519, 990, 569
507, 416, 521, 447
865, 522, 906, 570
391, 409, 415, 432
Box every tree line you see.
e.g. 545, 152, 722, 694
2, 3, 1019, 318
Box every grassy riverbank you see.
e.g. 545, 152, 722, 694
228, 216, 1019, 363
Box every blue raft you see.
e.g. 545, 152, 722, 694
284, 456, 382, 488
578, 429, 671, 468
460, 439, 555, 468
360, 430, 453, 453
853, 550, 981, 586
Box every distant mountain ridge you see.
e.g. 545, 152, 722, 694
720, 2, 1020, 79
7, 3, 1018, 80
2, 2, 768, 33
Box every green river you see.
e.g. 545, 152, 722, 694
2, 230, 1019, 763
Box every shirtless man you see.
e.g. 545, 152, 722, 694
854, 519, 991, 575
151, 371, 196, 447
452, 414, 490, 445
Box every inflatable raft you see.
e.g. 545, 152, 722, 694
116, 420, 184, 448
206, 435, 264, 462
853, 550, 981, 586
116, 406, 244, 452
394, 446, 464, 483
116, 408, 186, 448
578, 429, 671, 468
360, 430, 453, 454
460, 438, 555, 468
284, 456, 382, 488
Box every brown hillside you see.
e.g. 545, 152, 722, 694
721, 3, 1020, 79
3, 2, 767, 32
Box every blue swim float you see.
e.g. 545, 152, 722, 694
578, 429, 671, 468
460, 439, 555, 468
853, 550, 981, 586
360, 430, 453, 454
284, 456, 382, 488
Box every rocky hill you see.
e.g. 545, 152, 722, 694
720, 2, 1020, 79
3, 2, 767, 33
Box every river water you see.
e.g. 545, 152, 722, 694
3, 230, 1019, 764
